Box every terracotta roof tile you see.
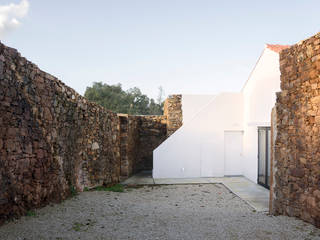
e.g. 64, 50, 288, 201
266, 44, 290, 53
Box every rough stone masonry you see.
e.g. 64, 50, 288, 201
163, 94, 183, 136
0, 42, 183, 223
118, 114, 167, 178
0, 42, 123, 223
272, 32, 320, 227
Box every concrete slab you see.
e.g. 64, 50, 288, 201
154, 177, 212, 184
221, 177, 269, 212
121, 171, 154, 185
121, 172, 269, 212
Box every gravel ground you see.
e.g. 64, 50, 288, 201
0, 184, 320, 240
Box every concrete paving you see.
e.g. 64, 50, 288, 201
122, 171, 269, 212
122, 171, 155, 185
221, 177, 269, 212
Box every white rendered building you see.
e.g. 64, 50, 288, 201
153, 44, 288, 187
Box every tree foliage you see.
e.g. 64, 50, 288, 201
84, 82, 164, 115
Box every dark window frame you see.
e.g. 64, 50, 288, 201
257, 127, 271, 189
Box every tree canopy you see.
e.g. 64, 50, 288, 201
84, 82, 164, 115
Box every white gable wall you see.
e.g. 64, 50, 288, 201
153, 93, 243, 178
153, 46, 281, 180
242, 48, 281, 182
182, 95, 216, 124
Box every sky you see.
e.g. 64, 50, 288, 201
1, 0, 320, 100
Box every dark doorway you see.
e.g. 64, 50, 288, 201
258, 127, 271, 189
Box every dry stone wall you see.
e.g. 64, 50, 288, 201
119, 114, 139, 179
119, 115, 167, 178
136, 115, 167, 171
163, 95, 182, 136
0, 42, 121, 223
0, 41, 175, 223
273, 32, 320, 227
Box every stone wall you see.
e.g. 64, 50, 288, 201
269, 107, 277, 213
0, 41, 175, 223
119, 115, 167, 178
119, 114, 139, 179
163, 95, 182, 136
0, 42, 121, 222
272, 32, 320, 227
136, 115, 167, 171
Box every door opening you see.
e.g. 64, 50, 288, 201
258, 127, 271, 189
224, 131, 243, 176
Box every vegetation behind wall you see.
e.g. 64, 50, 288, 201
85, 82, 164, 115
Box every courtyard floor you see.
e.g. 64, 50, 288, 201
123, 171, 270, 212
0, 184, 320, 240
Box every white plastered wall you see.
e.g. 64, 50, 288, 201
181, 95, 216, 124
153, 46, 281, 180
153, 93, 243, 178
242, 47, 281, 183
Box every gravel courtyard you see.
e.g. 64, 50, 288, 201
0, 184, 320, 240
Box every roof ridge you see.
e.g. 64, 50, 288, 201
265, 44, 290, 53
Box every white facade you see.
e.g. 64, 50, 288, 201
153, 45, 282, 183
153, 93, 243, 178
181, 95, 216, 124
242, 47, 281, 182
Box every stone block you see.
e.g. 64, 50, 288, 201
273, 31, 320, 228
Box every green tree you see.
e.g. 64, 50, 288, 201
84, 82, 164, 115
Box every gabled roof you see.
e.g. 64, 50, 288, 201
241, 44, 289, 92
266, 44, 290, 53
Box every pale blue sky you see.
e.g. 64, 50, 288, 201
1, 0, 320, 99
